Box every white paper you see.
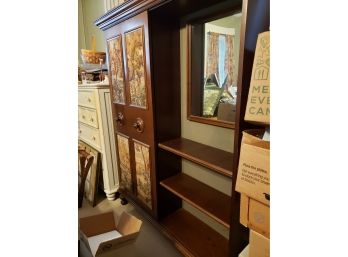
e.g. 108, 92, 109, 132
88, 230, 122, 256
238, 245, 249, 257
262, 127, 270, 141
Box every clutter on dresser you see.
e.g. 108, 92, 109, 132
81, 36, 106, 65
80, 36, 108, 85
79, 63, 109, 86
80, 68, 109, 84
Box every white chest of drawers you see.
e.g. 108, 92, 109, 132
78, 84, 119, 200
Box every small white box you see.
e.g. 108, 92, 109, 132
239, 245, 249, 257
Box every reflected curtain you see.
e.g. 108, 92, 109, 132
206, 32, 234, 89
224, 34, 234, 90
205, 32, 219, 81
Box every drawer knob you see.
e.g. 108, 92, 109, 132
88, 98, 91, 102
82, 115, 86, 119
79, 130, 82, 134
92, 136, 96, 140
90, 118, 94, 122
115, 112, 124, 126
133, 118, 144, 133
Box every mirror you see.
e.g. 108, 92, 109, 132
188, 11, 242, 128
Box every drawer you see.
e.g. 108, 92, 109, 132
78, 90, 96, 108
78, 123, 101, 150
78, 107, 99, 128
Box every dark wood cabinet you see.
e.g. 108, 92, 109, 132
96, 0, 269, 256
104, 11, 157, 214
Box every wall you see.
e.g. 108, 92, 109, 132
180, 26, 234, 239
78, 0, 107, 63
78, 0, 86, 61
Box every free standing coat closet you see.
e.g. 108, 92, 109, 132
95, 0, 269, 256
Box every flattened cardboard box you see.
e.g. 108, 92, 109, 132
236, 129, 270, 206
244, 31, 270, 125
240, 194, 270, 238
249, 230, 270, 257
79, 211, 142, 256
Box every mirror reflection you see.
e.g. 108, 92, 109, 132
189, 12, 242, 127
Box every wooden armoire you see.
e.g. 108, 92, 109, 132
95, 0, 269, 256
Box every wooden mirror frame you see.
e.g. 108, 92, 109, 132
186, 6, 243, 129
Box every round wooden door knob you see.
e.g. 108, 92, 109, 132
133, 118, 144, 133
115, 112, 124, 125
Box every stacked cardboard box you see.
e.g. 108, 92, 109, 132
236, 129, 270, 257
244, 31, 270, 125
236, 31, 270, 257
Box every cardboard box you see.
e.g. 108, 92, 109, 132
244, 31, 270, 125
217, 103, 236, 122
249, 230, 270, 257
240, 194, 270, 238
79, 211, 142, 256
236, 129, 270, 206
240, 193, 249, 227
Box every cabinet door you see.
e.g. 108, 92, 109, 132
106, 11, 155, 212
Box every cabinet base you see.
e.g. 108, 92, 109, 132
104, 188, 118, 201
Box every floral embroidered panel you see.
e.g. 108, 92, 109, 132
108, 35, 126, 104
117, 134, 132, 191
125, 27, 147, 108
134, 140, 152, 209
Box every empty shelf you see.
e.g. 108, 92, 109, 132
158, 138, 233, 177
160, 173, 231, 228
161, 209, 229, 257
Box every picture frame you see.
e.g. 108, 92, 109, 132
78, 140, 102, 207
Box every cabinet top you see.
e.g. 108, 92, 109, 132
95, 0, 162, 31
95, 0, 241, 31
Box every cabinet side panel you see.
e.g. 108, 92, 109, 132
100, 90, 120, 193
149, 8, 182, 219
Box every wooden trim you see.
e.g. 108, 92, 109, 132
160, 173, 231, 228
186, 24, 192, 121
188, 115, 235, 129
158, 138, 233, 178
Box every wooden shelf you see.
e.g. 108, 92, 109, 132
161, 209, 229, 257
158, 138, 233, 177
160, 173, 231, 228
